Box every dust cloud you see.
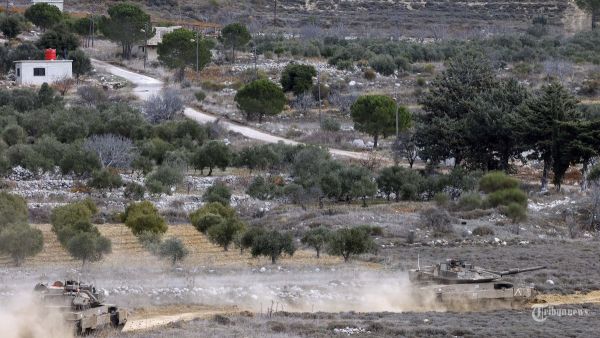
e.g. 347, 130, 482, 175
0, 292, 73, 338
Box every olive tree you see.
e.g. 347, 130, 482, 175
66, 231, 111, 269
122, 201, 167, 236
0, 224, 44, 266
157, 237, 189, 265
0, 191, 28, 230
328, 227, 376, 262
301, 226, 331, 258
250, 230, 296, 264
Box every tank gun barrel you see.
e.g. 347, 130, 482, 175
484, 266, 546, 276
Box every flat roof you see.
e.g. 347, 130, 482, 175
14, 60, 73, 63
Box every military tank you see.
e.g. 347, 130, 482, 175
33, 280, 128, 334
408, 259, 545, 309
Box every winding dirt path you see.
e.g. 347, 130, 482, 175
92, 59, 371, 160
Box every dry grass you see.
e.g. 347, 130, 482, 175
0, 224, 344, 268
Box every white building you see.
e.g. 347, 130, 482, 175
31, 0, 64, 11
136, 26, 181, 61
14, 60, 72, 86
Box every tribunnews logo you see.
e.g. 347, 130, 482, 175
531, 304, 591, 322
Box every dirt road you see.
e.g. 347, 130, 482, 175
91, 60, 370, 160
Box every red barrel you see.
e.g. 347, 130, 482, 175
44, 49, 56, 60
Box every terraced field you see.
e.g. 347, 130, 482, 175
0, 224, 343, 268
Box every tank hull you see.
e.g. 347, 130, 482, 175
412, 282, 537, 310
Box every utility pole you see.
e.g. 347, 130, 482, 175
91, 15, 95, 48
274, 0, 277, 26
195, 30, 199, 72
253, 43, 258, 80
143, 23, 148, 70
395, 87, 399, 139
317, 67, 322, 124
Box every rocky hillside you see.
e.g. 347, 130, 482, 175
66, 0, 590, 37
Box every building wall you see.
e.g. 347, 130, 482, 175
31, 0, 64, 11
16, 61, 72, 86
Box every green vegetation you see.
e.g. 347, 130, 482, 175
157, 28, 211, 81
24, 3, 62, 31
0, 191, 28, 230
280, 63, 316, 95
203, 181, 232, 205
220, 23, 251, 63
250, 230, 296, 264
122, 201, 167, 236
157, 237, 189, 265
190, 202, 245, 251
327, 227, 376, 262
50, 200, 111, 267
234, 79, 286, 122
350, 95, 400, 148
100, 3, 152, 59
301, 226, 331, 258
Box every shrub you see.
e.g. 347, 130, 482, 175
88, 168, 123, 191
194, 91, 207, 102
203, 181, 232, 206
420, 207, 453, 237
456, 193, 483, 211
280, 63, 316, 95
486, 188, 528, 208
59, 144, 102, 176
502, 202, 527, 223
246, 176, 279, 200
394, 56, 411, 72
0, 223, 44, 266
124, 182, 145, 200
144, 88, 184, 124
189, 202, 236, 234
433, 193, 449, 208
2, 124, 26, 146
145, 164, 184, 195
250, 230, 296, 264
327, 227, 376, 262
0, 191, 28, 230
363, 68, 376, 80
320, 117, 341, 132
472, 226, 494, 236
479, 172, 519, 193
7, 144, 53, 173
369, 54, 395, 76
416, 77, 426, 87
122, 201, 167, 236
158, 237, 189, 265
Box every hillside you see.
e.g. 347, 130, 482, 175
61, 0, 590, 37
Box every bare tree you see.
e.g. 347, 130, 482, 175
144, 87, 184, 124
291, 93, 315, 115
52, 76, 75, 96
328, 92, 357, 114
392, 130, 419, 168
84, 134, 135, 169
